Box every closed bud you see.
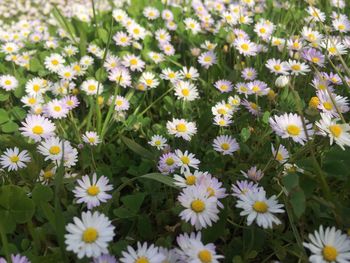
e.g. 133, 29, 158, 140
275, 75, 290, 88
309, 96, 320, 108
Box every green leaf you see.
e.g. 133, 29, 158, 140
10, 106, 26, 120
121, 136, 155, 160
140, 173, 178, 189
95, 68, 107, 82
0, 91, 9, 101
262, 111, 270, 124
113, 207, 135, 218
0, 185, 35, 225
290, 189, 306, 218
121, 193, 146, 213
29, 57, 42, 72
97, 28, 109, 44
1, 121, 19, 133
240, 127, 251, 142
137, 214, 154, 239
32, 185, 54, 204
282, 173, 299, 191
0, 109, 9, 124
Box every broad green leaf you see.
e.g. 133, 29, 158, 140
0, 91, 9, 101
0, 109, 9, 124
29, 57, 42, 72
282, 173, 299, 191
121, 136, 155, 160
32, 185, 54, 204
240, 127, 251, 142
140, 173, 178, 189
121, 193, 146, 213
1, 121, 19, 133
290, 190, 306, 218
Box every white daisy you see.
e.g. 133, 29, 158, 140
166, 118, 197, 141
212, 135, 239, 155
174, 149, 200, 174
119, 242, 165, 263
82, 131, 101, 146
20, 114, 56, 142
148, 135, 167, 150
73, 173, 113, 209
0, 75, 18, 91
0, 147, 31, 171
65, 211, 115, 259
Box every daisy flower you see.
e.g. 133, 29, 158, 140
91, 254, 117, 263
0, 254, 31, 263
231, 180, 260, 197
241, 67, 257, 80
213, 115, 233, 127
139, 72, 160, 89
303, 225, 350, 263
212, 135, 239, 155
265, 59, 289, 75
248, 80, 270, 96
234, 38, 258, 56
0, 147, 31, 171
39, 167, 57, 184
198, 51, 217, 69
317, 90, 349, 118
25, 78, 47, 96
174, 81, 199, 101
197, 174, 227, 208
37, 136, 70, 161
271, 144, 289, 163
321, 38, 347, 57
242, 100, 261, 116
286, 59, 310, 75
148, 135, 167, 150
214, 80, 233, 93
158, 152, 178, 174
113, 95, 130, 111
0, 75, 18, 91
58, 66, 76, 81
65, 211, 115, 258
82, 131, 101, 146
236, 188, 284, 229
173, 170, 208, 188
73, 173, 113, 209
175, 149, 200, 174
178, 184, 219, 230
20, 114, 56, 142
301, 48, 325, 67
179, 66, 199, 81
316, 113, 350, 150
241, 166, 264, 182
269, 113, 314, 145
108, 67, 131, 88
122, 54, 145, 72
166, 118, 197, 141
44, 53, 65, 72
43, 99, 69, 119
184, 18, 201, 34
81, 79, 103, 95
119, 242, 165, 263
113, 31, 131, 47
160, 68, 180, 83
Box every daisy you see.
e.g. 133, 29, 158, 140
271, 144, 289, 163
58, 66, 76, 81
241, 166, 264, 182
213, 115, 233, 127
37, 136, 70, 161
212, 135, 239, 155
231, 180, 260, 197
0, 147, 31, 171
286, 59, 310, 76
306, 6, 326, 23
184, 18, 201, 34
119, 242, 165, 263
122, 54, 145, 72
127, 23, 146, 40
179, 66, 199, 81
160, 42, 175, 56
236, 188, 284, 229
197, 174, 227, 208
65, 211, 115, 258
113, 95, 130, 111
44, 53, 65, 72
91, 254, 117, 263
316, 113, 350, 150
0, 254, 31, 263
108, 67, 132, 88
73, 173, 113, 209
81, 79, 103, 95
211, 102, 234, 117
242, 99, 261, 116
160, 68, 180, 82
265, 59, 289, 75
155, 29, 171, 43
269, 113, 314, 145
148, 135, 167, 150
333, 17, 350, 33
139, 72, 160, 89
20, 114, 56, 142
301, 48, 325, 67
241, 67, 257, 81
166, 118, 197, 141
113, 31, 131, 47
317, 90, 349, 118
148, 52, 164, 64
82, 131, 101, 146
248, 80, 270, 96
39, 166, 57, 184
0, 75, 18, 91
43, 99, 69, 119
174, 81, 199, 101
178, 184, 219, 230
175, 149, 200, 173
174, 170, 209, 188
234, 38, 258, 56
198, 51, 217, 69
303, 225, 350, 263
158, 152, 179, 174
214, 80, 233, 93
25, 78, 47, 96
321, 38, 347, 57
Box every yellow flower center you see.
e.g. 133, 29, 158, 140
328, 47, 336, 54
291, 64, 301, 71
250, 102, 258, 110
88, 137, 96, 143
87, 185, 100, 196
329, 125, 342, 138
33, 84, 40, 92
43, 170, 54, 179
165, 158, 174, 166
73, 65, 81, 72
176, 123, 187, 132
185, 73, 192, 79
180, 156, 190, 165
204, 56, 212, 62
207, 187, 215, 197
116, 100, 123, 106
32, 125, 44, 135
154, 140, 161, 146
28, 98, 36, 104
241, 43, 249, 51
130, 58, 138, 65
133, 28, 140, 35
82, 227, 98, 243
221, 143, 230, 150
53, 106, 61, 112
323, 102, 333, 110
276, 152, 283, 161
252, 86, 260, 92
217, 108, 226, 115
198, 249, 212, 263
168, 72, 175, 79
181, 88, 190, 96
338, 24, 345, 31
4, 80, 11, 85
311, 57, 320, 63
64, 72, 71, 78
191, 199, 205, 213
52, 59, 59, 65
259, 28, 266, 33
49, 146, 61, 155
185, 175, 196, 185
273, 64, 281, 71
309, 97, 319, 108
135, 257, 149, 263
286, 124, 301, 136
322, 245, 338, 262
88, 85, 96, 91
10, 155, 19, 163
253, 201, 268, 213
145, 79, 153, 86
